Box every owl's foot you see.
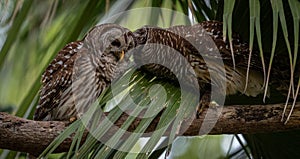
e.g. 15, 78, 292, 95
196, 101, 219, 119
196, 91, 220, 118
196, 102, 208, 119
69, 116, 77, 123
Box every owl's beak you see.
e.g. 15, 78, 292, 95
114, 50, 125, 61
120, 50, 125, 61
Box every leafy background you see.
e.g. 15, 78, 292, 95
0, 0, 299, 159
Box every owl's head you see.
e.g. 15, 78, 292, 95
132, 26, 151, 45
84, 23, 135, 61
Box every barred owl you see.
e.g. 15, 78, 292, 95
34, 24, 135, 121
133, 21, 265, 97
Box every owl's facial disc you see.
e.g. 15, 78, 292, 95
108, 31, 135, 61
108, 37, 124, 61
83, 24, 136, 62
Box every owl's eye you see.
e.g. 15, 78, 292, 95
111, 39, 121, 47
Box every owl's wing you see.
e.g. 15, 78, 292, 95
200, 21, 263, 71
34, 41, 83, 121
167, 21, 265, 96
198, 21, 265, 96
167, 21, 262, 71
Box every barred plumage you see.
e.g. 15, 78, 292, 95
34, 21, 298, 122
133, 21, 265, 97
34, 24, 135, 121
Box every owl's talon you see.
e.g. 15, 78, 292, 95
196, 108, 203, 119
196, 101, 219, 119
196, 101, 209, 119
69, 116, 77, 123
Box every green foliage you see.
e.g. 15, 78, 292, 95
0, 0, 299, 159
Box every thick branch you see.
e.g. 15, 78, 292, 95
1, 103, 300, 156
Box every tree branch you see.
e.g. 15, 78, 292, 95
1, 103, 300, 156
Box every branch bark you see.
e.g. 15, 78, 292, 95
1, 103, 300, 156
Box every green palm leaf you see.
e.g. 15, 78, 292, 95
0, 0, 299, 159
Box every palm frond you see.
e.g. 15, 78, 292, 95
0, 0, 299, 159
